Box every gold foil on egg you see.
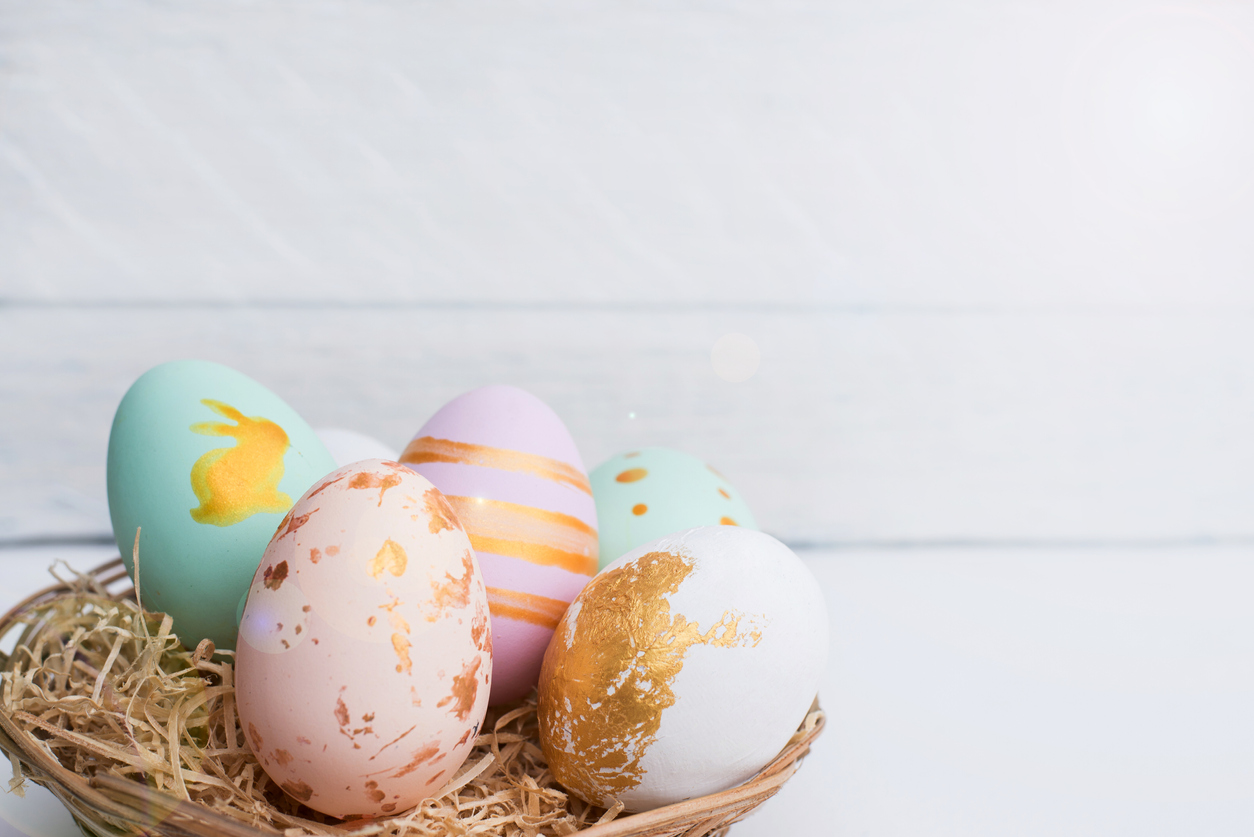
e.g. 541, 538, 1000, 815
537, 550, 764, 806
189, 400, 291, 526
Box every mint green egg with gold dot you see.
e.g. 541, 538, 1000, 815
107, 360, 336, 651
590, 447, 758, 570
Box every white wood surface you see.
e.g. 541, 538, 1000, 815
4, 1, 1254, 835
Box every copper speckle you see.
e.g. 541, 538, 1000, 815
280, 639, 290, 649
281, 779, 313, 802
624, 451, 641, 458
718, 488, 731, 499
632, 503, 647, 516
387, 610, 410, 635
427, 769, 447, 786
365, 780, 386, 802
313, 638, 320, 644
392, 741, 441, 779
247, 723, 263, 753
456, 727, 474, 747
367, 615, 377, 626
335, 696, 350, 727
393, 633, 413, 675
362, 712, 375, 722
310, 547, 321, 564
275, 508, 293, 537
349, 470, 404, 506
278, 509, 316, 539
423, 487, 462, 534
616, 468, 648, 483
370, 724, 417, 761
297, 736, 312, 745
437, 657, 481, 721
308, 474, 347, 498
428, 549, 476, 621
263, 561, 289, 590
720, 516, 738, 526
294, 624, 302, 635
273, 749, 294, 766
326, 545, 340, 556
470, 605, 491, 655
302, 604, 311, 612
369, 538, 408, 579
382, 803, 397, 813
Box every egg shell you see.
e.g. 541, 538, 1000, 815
106, 360, 336, 650
315, 427, 398, 468
235, 459, 492, 818
590, 447, 758, 570
537, 526, 826, 812
399, 385, 597, 704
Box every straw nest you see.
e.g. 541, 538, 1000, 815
0, 559, 824, 837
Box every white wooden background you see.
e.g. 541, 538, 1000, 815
3, 2, 1254, 835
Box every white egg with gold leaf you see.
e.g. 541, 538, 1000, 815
537, 526, 827, 812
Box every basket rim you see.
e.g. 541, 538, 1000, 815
0, 558, 825, 837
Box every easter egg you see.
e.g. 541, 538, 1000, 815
235, 459, 492, 818
106, 360, 336, 650
538, 526, 826, 812
399, 385, 597, 704
590, 448, 757, 570
315, 427, 397, 468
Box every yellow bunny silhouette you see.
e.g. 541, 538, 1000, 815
189, 399, 291, 526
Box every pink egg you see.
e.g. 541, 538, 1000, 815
399, 386, 597, 704
235, 459, 492, 818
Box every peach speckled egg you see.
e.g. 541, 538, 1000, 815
235, 459, 492, 818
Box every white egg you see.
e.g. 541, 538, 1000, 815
315, 427, 398, 468
537, 526, 827, 812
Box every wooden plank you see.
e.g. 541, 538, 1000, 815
3, 306, 1253, 544
3, 1, 1252, 306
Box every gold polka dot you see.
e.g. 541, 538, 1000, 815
720, 517, 737, 526
718, 488, 731, 499
616, 468, 648, 483
632, 504, 648, 516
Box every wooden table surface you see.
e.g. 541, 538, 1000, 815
3, 2, 1254, 835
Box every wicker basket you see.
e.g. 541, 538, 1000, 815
0, 559, 824, 837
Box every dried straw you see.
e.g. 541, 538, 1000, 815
0, 560, 823, 837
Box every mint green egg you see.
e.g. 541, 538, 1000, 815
107, 360, 336, 651
590, 447, 758, 570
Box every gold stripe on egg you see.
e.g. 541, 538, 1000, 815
485, 586, 570, 631
446, 496, 598, 576
537, 550, 766, 806
399, 436, 592, 495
